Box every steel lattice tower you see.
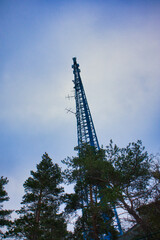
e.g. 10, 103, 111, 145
72, 57, 99, 150
72, 57, 123, 239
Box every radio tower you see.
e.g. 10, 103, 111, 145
72, 57, 123, 239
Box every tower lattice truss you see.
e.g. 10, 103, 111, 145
72, 57, 100, 150
72, 57, 123, 240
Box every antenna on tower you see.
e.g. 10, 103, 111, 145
65, 108, 76, 115
72, 57, 123, 239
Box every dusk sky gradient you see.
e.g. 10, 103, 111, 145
1, 0, 160, 227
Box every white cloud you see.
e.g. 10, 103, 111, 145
0, 1, 159, 147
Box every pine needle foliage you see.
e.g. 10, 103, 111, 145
0, 176, 12, 237
6, 153, 67, 240
63, 144, 118, 239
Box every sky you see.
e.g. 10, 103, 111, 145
1, 0, 160, 228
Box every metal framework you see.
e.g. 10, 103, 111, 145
72, 57, 99, 150
72, 57, 123, 239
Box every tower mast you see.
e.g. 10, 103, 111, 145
72, 57, 99, 150
72, 57, 123, 239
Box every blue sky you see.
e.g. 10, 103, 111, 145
1, 0, 160, 225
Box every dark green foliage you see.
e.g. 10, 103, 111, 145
63, 144, 118, 239
63, 140, 155, 237
100, 140, 151, 203
137, 200, 160, 231
97, 140, 153, 234
6, 153, 67, 240
0, 176, 12, 236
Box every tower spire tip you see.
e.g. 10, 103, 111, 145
72, 57, 77, 64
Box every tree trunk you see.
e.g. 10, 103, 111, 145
89, 185, 99, 240
35, 190, 42, 223
32, 190, 43, 240
120, 198, 151, 235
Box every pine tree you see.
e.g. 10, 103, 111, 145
7, 153, 67, 240
63, 144, 118, 239
0, 176, 12, 237
92, 140, 153, 234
